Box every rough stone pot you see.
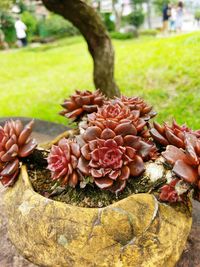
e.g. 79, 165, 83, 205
3, 166, 192, 267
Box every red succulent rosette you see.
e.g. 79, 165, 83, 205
59, 90, 105, 121
160, 133, 200, 202
0, 120, 37, 187
117, 95, 156, 120
47, 138, 81, 187
159, 179, 180, 202
78, 136, 145, 193
77, 124, 157, 193
150, 120, 199, 149
88, 101, 148, 136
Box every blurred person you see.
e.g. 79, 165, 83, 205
170, 4, 177, 32
162, 3, 171, 34
176, 1, 184, 32
14, 17, 27, 47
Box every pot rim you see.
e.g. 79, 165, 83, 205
17, 164, 160, 211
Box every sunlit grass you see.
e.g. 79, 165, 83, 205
0, 33, 200, 128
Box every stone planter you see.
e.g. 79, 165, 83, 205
3, 165, 192, 267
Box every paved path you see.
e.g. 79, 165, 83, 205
0, 118, 200, 266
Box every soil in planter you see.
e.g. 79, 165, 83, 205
23, 149, 166, 208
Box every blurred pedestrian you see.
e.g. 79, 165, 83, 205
194, 10, 200, 28
176, 1, 184, 33
14, 17, 27, 47
162, 4, 171, 34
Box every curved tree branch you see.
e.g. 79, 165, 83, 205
41, 0, 120, 97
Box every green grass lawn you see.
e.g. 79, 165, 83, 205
0, 32, 200, 129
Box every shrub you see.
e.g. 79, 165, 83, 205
38, 14, 79, 39
126, 9, 145, 29
139, 29, 158, 36
110, 31, 136, 39
21, 11, 38, 41
101, 13, 115, 32
195, 10, 200, 20
0, 11, 16, 43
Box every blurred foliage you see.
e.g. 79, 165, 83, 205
17, 0, 28, 13
101, 13, 115, 32
0, 0, 13, 10
38, 14, 79, 39
153, 0, 176, 13
0, 11, 15, 43
126, 0, 145, 29
139, 29, 158, 36
110, 31, 136, 39
125, 9, 145, 29
21, 11, 38, 41
0, 1, 79, 45
153, 0, 169, 13
195, 10, 200, 20
1, 33, 200, 129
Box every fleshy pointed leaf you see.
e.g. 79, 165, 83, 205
173, 159, 198, 183
165, 130, 184, 148
100, 128, 116, 140
18, 120, 34, 146
129, 155, 145, 177
94, 177, 113, 189
119, 166, 130, 180
77, 156, 90, 175
18, 139, 37, 157
81, 144, 91, 161
162, 145, 188, 165
1, 159, 19, 176
150, 128, 169, 146
115, 122, 137, 136
83, 126, 102, 141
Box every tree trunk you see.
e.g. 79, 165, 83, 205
41, 0, 120, 98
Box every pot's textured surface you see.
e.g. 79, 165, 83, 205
4, 166, 192, 267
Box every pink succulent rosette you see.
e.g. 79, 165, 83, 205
0, 120, 37, 186
47, 138, 81, 187
117, 95, 156, 120
88, 101, 151, 139
79, 136, 145, 192
77, 121, 157, 193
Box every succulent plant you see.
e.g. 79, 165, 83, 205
159, 132, 200, 202
77, 119, 157, 193
47, 138, 81, 187
0, 120, 37, 186
150, 120, 200, 149
53, 96, 157, 193
116, 95, 157, 120
159, 178, 181, 202
88, 101, 148, 137
59, 90, 106, 121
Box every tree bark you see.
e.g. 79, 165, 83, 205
41, 0, 120, 98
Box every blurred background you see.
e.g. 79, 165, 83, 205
0, 0, 200, 128
1, 0, 200, 45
